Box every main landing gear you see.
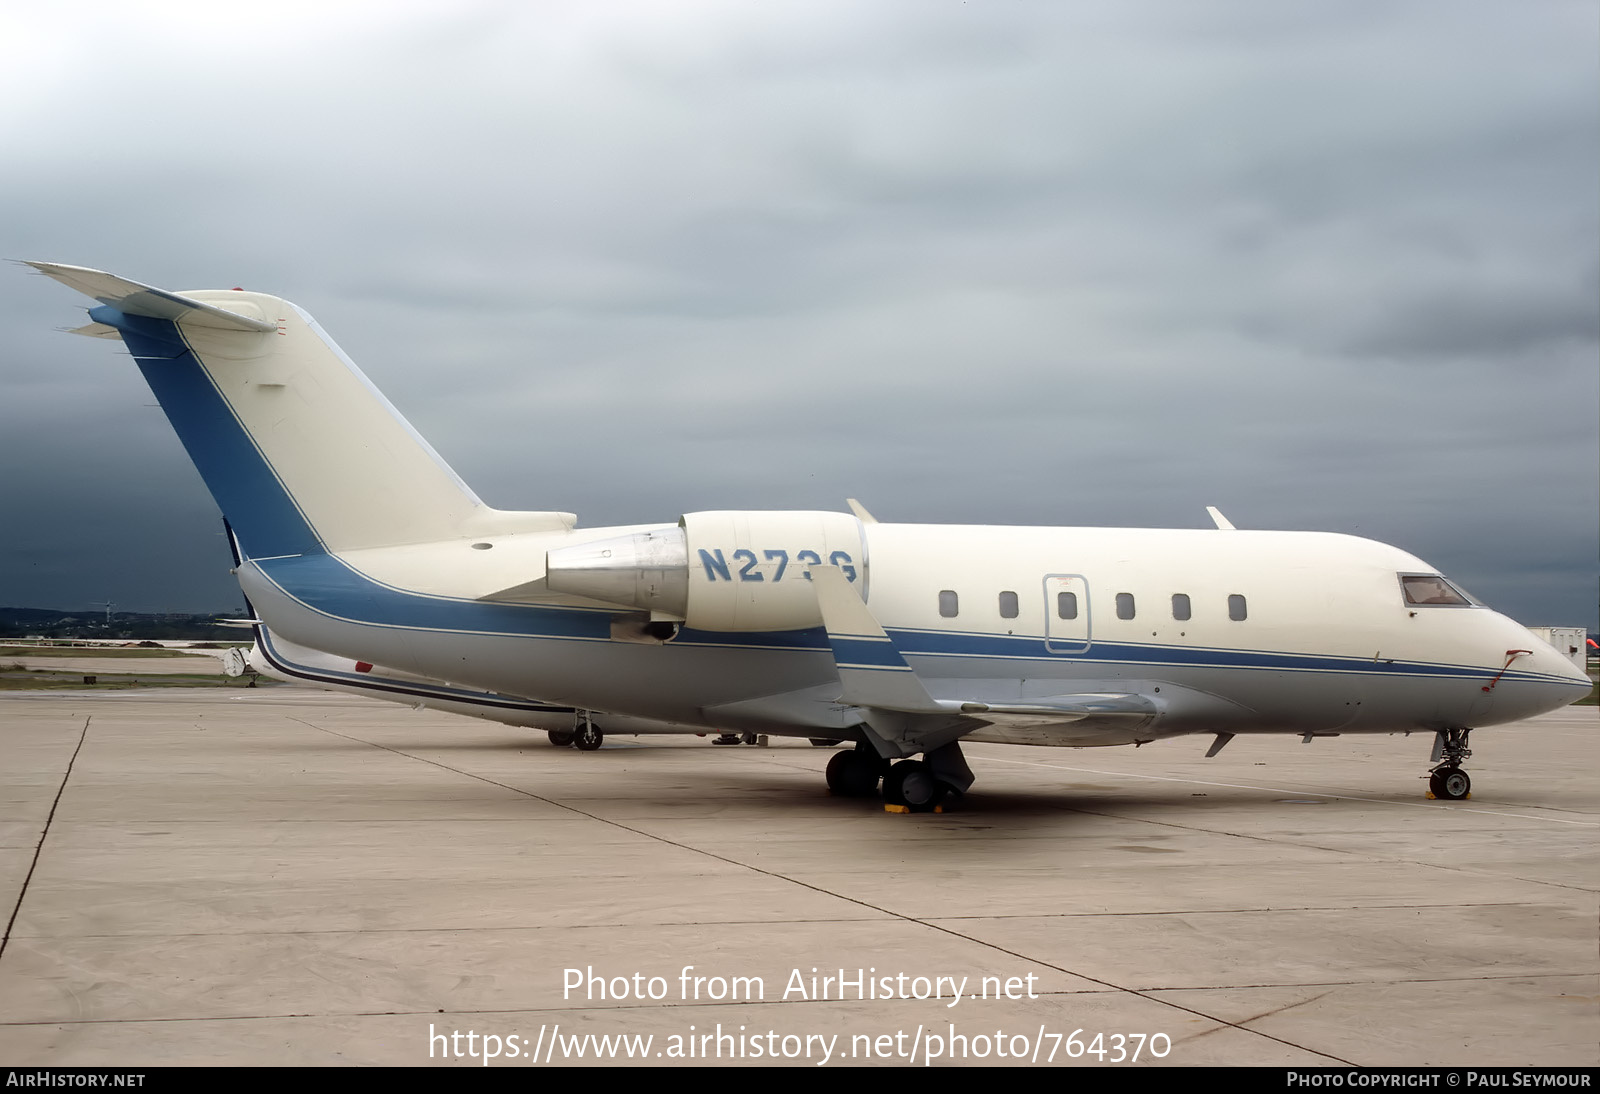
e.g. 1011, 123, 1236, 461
548, 712, 604, 751
1427, 727, 1472, 800
882, 759, 953, 812
825, 747, 888, 799
824, 742, 971, 812
712, 732, 771, 746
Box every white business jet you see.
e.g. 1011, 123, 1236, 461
31, 262, 1590, 809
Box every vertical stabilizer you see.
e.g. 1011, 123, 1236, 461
31, 263, 574, 559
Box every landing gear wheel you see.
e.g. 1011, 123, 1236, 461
1430, 766, 1470, 800
882, 760, 946, 812
573, 723, 604, 751
825, 750, 885, 797
1428, 728, 1473, 800
547, 729, 575, 747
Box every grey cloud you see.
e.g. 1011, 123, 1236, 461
0, 2, 1593, 628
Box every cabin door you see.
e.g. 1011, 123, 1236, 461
1043, 574, 1091, 654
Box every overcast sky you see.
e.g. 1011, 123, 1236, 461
2, 1, 1595, 630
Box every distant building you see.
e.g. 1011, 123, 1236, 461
1526, 627, 1588, 672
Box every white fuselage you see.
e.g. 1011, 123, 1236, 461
236, 519, 1587, 746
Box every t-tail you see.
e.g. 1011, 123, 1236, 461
28, 263, 573, 561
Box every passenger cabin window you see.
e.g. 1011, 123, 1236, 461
1057, 591, 1078, 620
1116, 593, 1135, 620
1171, 593, 1191, 621
1228, 594, 1247, 621
939, 590, 959, 618
1400, 574, 1470, 607
998, 591, 1019, 619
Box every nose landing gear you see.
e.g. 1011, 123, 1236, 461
1427, 727, 1472, 800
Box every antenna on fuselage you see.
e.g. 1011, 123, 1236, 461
1206, 506, 1236, 530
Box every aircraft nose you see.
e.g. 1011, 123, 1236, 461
1508, 632, 1594, 712
1555, 651, 1594, 693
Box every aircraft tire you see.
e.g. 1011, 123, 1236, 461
573, 724, 604, 751
1429, 767, 1470, 800
826, 750, 882, 797
883, 760, 945, 812
547, 729, 575, 747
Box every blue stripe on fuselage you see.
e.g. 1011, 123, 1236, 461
253, 551, 829, 649
248, 552, 1572, 687
254, 626, 573, 711
93, 306, 322, 560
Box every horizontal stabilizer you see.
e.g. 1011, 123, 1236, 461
27, 261, 277, 333
67, 322, 121, 339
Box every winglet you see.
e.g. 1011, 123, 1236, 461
845, 498, 878, 524
810, 565, 945, 713
1206, 505, 1236, 531
26, 261, 277, 333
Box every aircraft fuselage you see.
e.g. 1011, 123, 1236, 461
235, 520, 1583, 746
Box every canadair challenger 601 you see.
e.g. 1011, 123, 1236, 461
31, 262, 1590, 809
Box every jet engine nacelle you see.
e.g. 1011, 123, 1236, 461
545, 510, 867, 631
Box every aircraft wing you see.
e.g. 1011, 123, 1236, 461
809, 566, 1157, 748
944, 694, 1157, 718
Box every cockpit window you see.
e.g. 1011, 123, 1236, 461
1400, 574, 1472, 607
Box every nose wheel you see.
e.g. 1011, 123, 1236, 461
1427, 728, 1472, 800
1429, 766, 1471, 800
